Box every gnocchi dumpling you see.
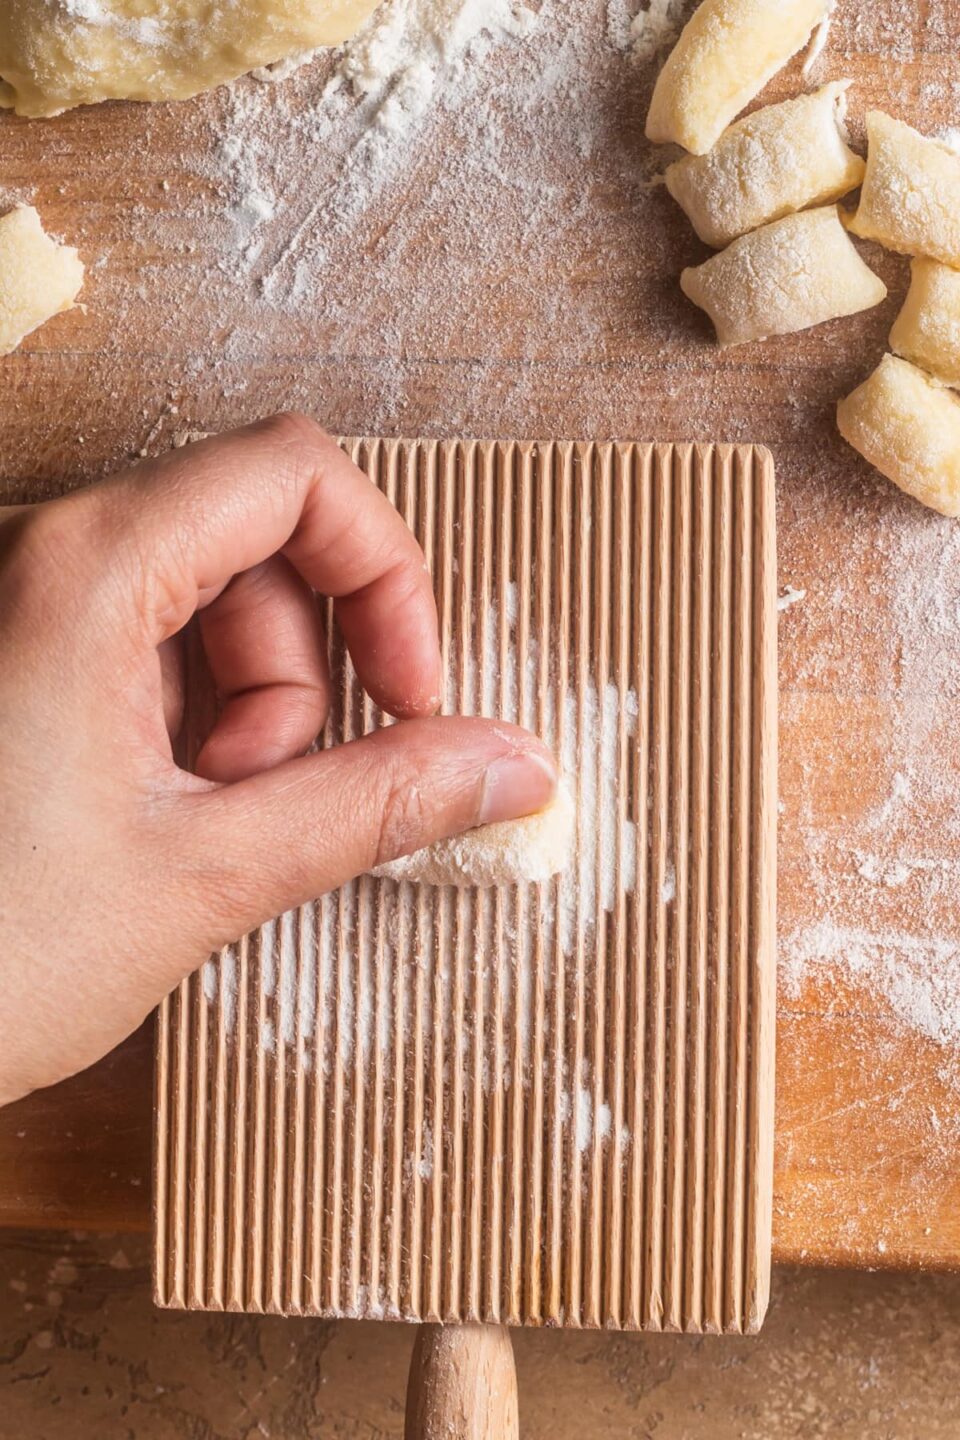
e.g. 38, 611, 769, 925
845, 112, 960, 269
889, 258, 960, 388
680, 207, 887, 348
665, 82, 865, 249
373, 783, 576, 888
837, 354, 960, 518
645, 0, 829, 155
0, 206, 84, 357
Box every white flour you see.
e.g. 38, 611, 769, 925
606, 0, 689, 62
47, 0, 169, 48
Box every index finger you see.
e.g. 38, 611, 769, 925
91, 413, 442, 719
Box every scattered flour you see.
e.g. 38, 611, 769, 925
781, 922, 960, 1050
606, 0, 690, 62
778, 584, 807, 612
781, 513, 960, 1081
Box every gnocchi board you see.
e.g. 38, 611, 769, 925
1, 0, 960, 1274
154, 438, 777, 1330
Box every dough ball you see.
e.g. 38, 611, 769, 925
837, 354, 960, 518
0, 205, 84, 357
665, 82, 865, 249
680, 206, 887, 347
645, 0, 829, 155
889, 257, 960, 388
845, 111, 960, 269
372, 782, 576, 889
0, 0, 381, 117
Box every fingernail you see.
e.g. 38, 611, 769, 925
479, 748, 558, 825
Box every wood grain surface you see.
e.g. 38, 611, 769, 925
1, 0, 959, 1272
153, 440, 777, 1331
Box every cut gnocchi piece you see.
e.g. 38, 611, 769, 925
0, 205, 84, 356
889, 257, 960, 388
680, 206, 886, 347
665, 82, 865, 248
837, 354, 960, 518
645, 0, 829, 155
372, 782, 575, 888
845, 112, 960, 268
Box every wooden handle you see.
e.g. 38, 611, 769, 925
404, 1323, 519, 1440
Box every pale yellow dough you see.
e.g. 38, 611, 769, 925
665, 82, 865, 249
680, 206, 886, 348
372, 783, 576, 889
0, 0, 381, 117
845, 111, 960, 268
837, 354, 960, 519
645, 0, 829, 155
889, 257, 960, 388
0, 205, 84, 357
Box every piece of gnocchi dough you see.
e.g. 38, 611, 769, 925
645, 0, 829, 155
889, 258, 960, 389
372, 782, 576, 889
680, 206, 886, 347
845, 112, 960, 268
837, 354, 960, 518
665, 82, 865, 249
0, 0, 380, 117
0, 205, 84, 357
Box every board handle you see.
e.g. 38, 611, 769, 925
404, 1323, 519, 1440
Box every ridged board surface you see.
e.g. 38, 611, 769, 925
154, 438, 777, 1333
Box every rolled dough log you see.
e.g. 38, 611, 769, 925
665, 82, 865, 249
0, 0, 381, 117
645, 0, 829, 155
0, 205, 84, 357
845, 111, 960, 269
680, 206, 886, 347
837, 354, 960, 518
372, 782, 576, 888
889, 258, 960, 388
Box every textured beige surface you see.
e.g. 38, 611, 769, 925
0, 0, 379, 116
665, 82, 864, 249
0, 205, 83, 357
373, 781, 576, 887
846, 111, 960, 268
680, 207, 887, 347
3, 1232, 960, 1437
889, 258, 960, 388
645, 0, 828, 153
837, 354, 960, 518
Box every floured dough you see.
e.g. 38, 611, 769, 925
837, 354, 960, 518
845, 111, 960, 269
372, 782, 576, 888
889, 258, 960, 389
0, 0, 381, 117
665, 82, 865, 249
645, 0, 828, 155
0, 205, 84, 356
680, 206, 886, 347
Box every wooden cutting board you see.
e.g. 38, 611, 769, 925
1, 0, 959, 1270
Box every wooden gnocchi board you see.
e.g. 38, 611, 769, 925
1, 0, 960, 1272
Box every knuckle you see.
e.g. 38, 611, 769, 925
256, 410, 331, 454
374, 763, 428, 866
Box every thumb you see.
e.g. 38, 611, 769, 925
176, 717, 558, 948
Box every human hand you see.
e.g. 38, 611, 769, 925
0, 415, 557, 1105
